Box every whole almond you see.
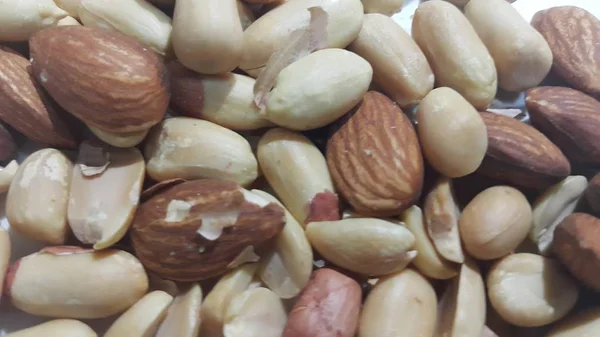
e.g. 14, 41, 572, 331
412, 0, 497, 109
0, 47, 77, 148
477, 111, 571, 189
525, 86, 600, 166
327, 91, 424, 216
532, 6, 600, 97
0, 0, 68, 41
104, 291, 173, 337
6, 320, 97, 337
155, 284, 203, 337
130, 179, 285, 281
29, 26, 169, 134
282, 268, 362, 337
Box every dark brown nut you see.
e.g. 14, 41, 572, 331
0, 124, 15, 161
586, 173, 600, 213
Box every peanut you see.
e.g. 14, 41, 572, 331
104, 291, 173, 337
5, 320, 96, 337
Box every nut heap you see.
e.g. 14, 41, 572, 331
1, 0, 600, 336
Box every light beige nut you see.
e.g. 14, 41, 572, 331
201, 263, 259, 337
4, 247, 149, 318
402, 205, 458, 280
257, 128, 339, 224
237, 0, 256, 30
0, 160, 19, 193
172, 0, 243, 74
464, 0, 552, 92
5, 319, 97, 337
68, 146, 145, 249
487, 253, 579, 327
546, 307, 600, 337
348, 13, 433, 108
530, 176, 587, 255
251, 190, 313, 299
306, 218, 416, 276
6, 149, 72, 244
145, 117, 258, 186
148, 272, 179, 297
265, 48, 372, 131
240, 0, 364, 72
0, 228, 10, 300
54, 0, 81, 18
460, 186, 533, 260
423, 176, 464, 263
360, 0, 404, 15
435, 259, 486, 337
104, 291, 174, 337
156, 283, 203, 337
412, 0, 497, 109
223, 287, 287, 337
57, 16, 81, 26
0, 0, 68, 41
359, 268, 437, 337
88, 125, 150, 148
417, 87, 488, 178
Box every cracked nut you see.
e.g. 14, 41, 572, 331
223, 287, 287, 337
155, 284, 203, 337
104, 291, 173, 337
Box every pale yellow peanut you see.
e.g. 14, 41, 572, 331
0, 160, 19, 193
155, 284, 203, 337
6, 320, 96, 337
88, 126, 149, 148
104, 291, 174, 337
223, 288, 287, 337
57, 16, 81, 26
547, 308, 600, 337
360, 0, 404, 15
0, 0, 68, 41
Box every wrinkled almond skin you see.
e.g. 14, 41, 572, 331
477, 112, 570, 189
0, 47, 76, 148
282, 268, 362, 337
553, 213, 600, 291
131, 179, 285, 281
327, 91, 423, 216
532, 6, 600, 97
29, 26, 169, 134
0, 124, 16, 161
525, 86, 600, 166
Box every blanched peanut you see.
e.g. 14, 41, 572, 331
360, 0, 404, 15
5, 320, 96, 337
155, 284, 203, 337
223, 288, 287, 337
0, 0, 68, 41
547, 308, 600, 337
104, 291, 173, 337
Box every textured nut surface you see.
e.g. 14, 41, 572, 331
5, 247, 149, 318
0, 47, 77, 148
348, 14, 434, 107
240, 0, 364, 71
258, 128, 339, 224
0, 0, 68, 41
417, 87, 488, 178
327, 91, 424, 216
359, 268, 437, 337
412, 0, 497, 109
266, 48, 373, 131
306, 218, 416, 276
553, 213, 600, 291
487, 253, 579, 327
423, 176, 464, 263
29, 26, 169, 134
5, 319, 97, 337
79, 0, 173, 55
145, 117, 258, 186
282, 268, 362, 337
476, 112, 570, 190
252, 190, 313, 299
532, 6, 600, 96
360, 0, 403, 15
459, 186, 532, 260
0, 228, 9, 300
525, 87, 600, 166
435, 259, 486, 337
6, 149, 72, 244
464, 0, 552, 91
155, 284, 203, 337
223, 287, 287, 337
68, 146, 145, 249
131, 179, 285, 281
168, 63, 272, 130
530, 176, 587, 255
586, 172, 600, 212
201, 264, 259, 337
402, 206, 458, 280
546, 308, 600, 337
0, 160, 19, 193
104, 291, 173, 337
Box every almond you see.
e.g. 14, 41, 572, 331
525, 86, 600, 166
0, 47, 77, 148
0, 124, 15, 161
130, 179, 285, 281
326, 91, 424, 216
585, 172, 600, 212
532, 6, 600, 97
29, 26, 169, 135
477, 111, 571, 189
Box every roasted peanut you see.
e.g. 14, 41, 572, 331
104, 291, 173, 337
5, 320, 96, 337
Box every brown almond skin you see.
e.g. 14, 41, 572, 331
532, 6, 600, 97
0, 124, 16, 161
282, 268, 362, 337
585, 173, 600, 213
553, 213, 600, 291
0, 47, 76, 148
29, 26, 169, 134
525, 86, 600, 166
326, 91, 424, 216
131, 179, 285, 281
477, 112, 570, 189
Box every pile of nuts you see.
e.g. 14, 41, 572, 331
1, 0, 600, 336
